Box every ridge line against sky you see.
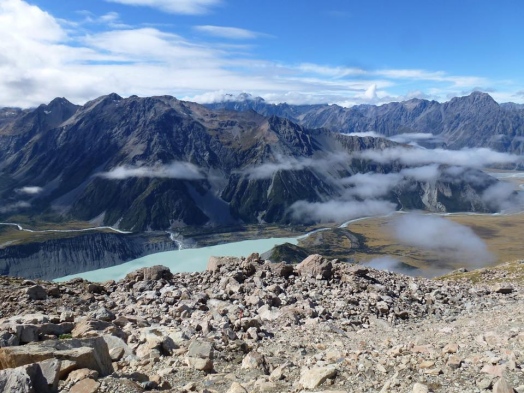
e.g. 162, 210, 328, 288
1, 0, 523, 108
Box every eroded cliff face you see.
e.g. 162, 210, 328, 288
0, 232, 177, 280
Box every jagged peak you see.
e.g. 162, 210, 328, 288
451, 91, 498, 106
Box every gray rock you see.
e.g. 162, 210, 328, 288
25, 285, 47, 300
0, 363, 51, 393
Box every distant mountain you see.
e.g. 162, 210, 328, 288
0, 94, 500, 231
205, 92, 524, 154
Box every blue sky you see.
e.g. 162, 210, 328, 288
1, 0, 523, 107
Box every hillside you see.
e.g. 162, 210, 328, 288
0, 255, 522, 392
0, 94, 503, 233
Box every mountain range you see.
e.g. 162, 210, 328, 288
206, 92, 524, 155
0, 93, 507, 232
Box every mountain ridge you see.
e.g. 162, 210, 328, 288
205, 91, 524, 154
0, 94, 510, 232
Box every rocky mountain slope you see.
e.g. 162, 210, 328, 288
0, 94, 502, 232
0, 254, 523, 392
206, 92, 524, 154
0, 231, 178, 280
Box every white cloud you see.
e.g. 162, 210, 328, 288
356, 147, 522, 168
0, 201, 31, 213
481, 182, 524, 212
342, 172, 402, 199
194, 25, 261, 40
387, 133, 443, 145
98, 162, 205, 180
238, 153, 350, 180
16, 186, 43, 195
0, 1, 522, 108
289, 199, 396, 223
348, 131, 382, 138
105, 0, 222, 15
392, 213, 494, 267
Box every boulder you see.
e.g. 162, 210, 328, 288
0, 337, 113, 377
125, 265, 173, 281
207, 256, 240, 273
38, 358, 61, 391
102, 335, 134, 362
296, 254, 333, 279
0, 363, 51, 393
241, 351, 268, 374
298, 365, 337, 389
71, 319, 114, 338
70, 378, 100, 393
185, 340, 213, 371
25, 285, 47, 301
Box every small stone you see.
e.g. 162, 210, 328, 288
226, 381, 248, 393
447, 355, 462, 369
418, 360, 435, 369
493, 284, 514, 294
413, 383, 429, 393
442, 343, 458, 354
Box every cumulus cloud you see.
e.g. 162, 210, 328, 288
392, 213, 494, 267
105, 0, 222, 15
16, 186, 43, 195
289, 199, 396, 224
98, 162, 205, 180
356, 147, 522, 168
0, 1, 518, 108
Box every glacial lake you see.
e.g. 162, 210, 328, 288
55, 237, 299, 283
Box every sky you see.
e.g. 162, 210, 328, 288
1, 0, 524, 108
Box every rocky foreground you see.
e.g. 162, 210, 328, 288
0, 254, 523, 393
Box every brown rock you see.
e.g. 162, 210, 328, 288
207, 257, 240, 273
296, 254, 333, 279
70, 378, 100, 393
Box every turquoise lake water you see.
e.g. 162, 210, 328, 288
55, 236, 299, 283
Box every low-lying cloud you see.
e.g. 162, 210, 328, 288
342, 164, 440, 199
391, 213, 494, 267
481, 182, 524, 212
0, 201, 31, 213
239, 153, 349, 180
387, 132, 444, 146
99, 162, 205, 180
289, 199, 396, 223
356, 146, 522, 168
